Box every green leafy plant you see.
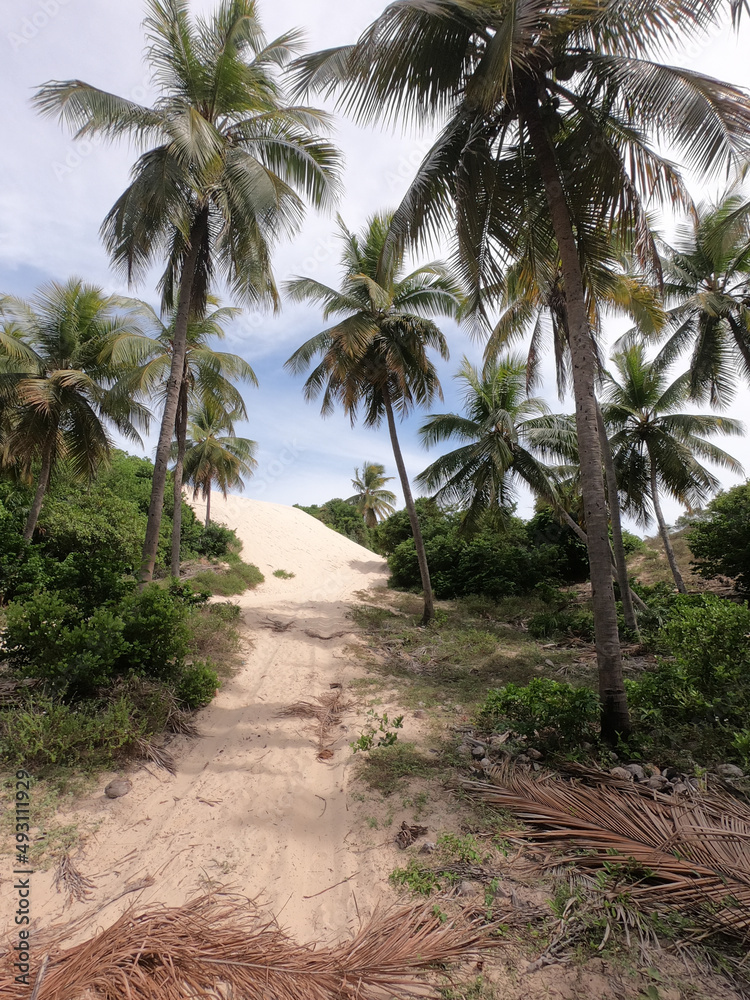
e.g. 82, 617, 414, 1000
176, 662, 219, 709
273, 569, 295, 579
476, 678, 600, 744
351, 709, 404, 753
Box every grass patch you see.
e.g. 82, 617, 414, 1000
190, 555, 264, 596
354, 741, 436, 796
272, 569, 295, 579
187, 601, 243, 679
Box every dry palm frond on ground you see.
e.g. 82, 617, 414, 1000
279, 688, 350, 761
462, 765, 750, 940
53, 854, 95, 905
0, 895, 499, 1000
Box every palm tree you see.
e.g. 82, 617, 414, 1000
604, 344, 744, 592
285, 212, 464, 623
0, 279, 147, 540
179, 399, 257, 527
35, 0, 339, 584
347, 462, 397, 527
293, 0, 750, 739
484, 250, 664, 631
658, 191, 750, 407
416, 355, 573, 531
107, 298, 257, 576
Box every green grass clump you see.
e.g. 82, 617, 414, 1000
191, 555, 264, 596
272, 568, 295, 579
389, 859, 444, 895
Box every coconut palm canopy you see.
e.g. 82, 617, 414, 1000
347, 462, 397, 527
0, 279, 149, 540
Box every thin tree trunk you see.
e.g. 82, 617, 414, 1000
383, 387, 434, 624
23, 437, 54, 542
140, 210, 207, 584
596, 401, 639, 635
170, 379, 189, 578
649, 461, 687, 593
205, 483, 211, 528
523, 97, 629, 740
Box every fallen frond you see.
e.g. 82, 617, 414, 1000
135, 738, 176, 775
53, 854, 95, 905
0, 895, 501, 1000
262, 616, 296, 632
462, 764, 750, 941
279, 688, 351, 761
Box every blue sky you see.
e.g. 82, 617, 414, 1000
2, 0, 749, 529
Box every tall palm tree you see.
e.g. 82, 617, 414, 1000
416, 355, 571, 531
484, 250, 664, 631
347, 462, 397, 527
658, 191, 750, 407
35, 0, 339, 583
604, 344, 744, 592
293, 0, 750, 738
0, 279, 147, 540
179, 399, 257, 527
107, 298, 257, 575
285, 212, 464, 623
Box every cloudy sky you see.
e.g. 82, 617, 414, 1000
2, 0, 749, 530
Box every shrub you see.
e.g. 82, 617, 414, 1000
475, 679, 600, 744
176, 661, 219, 709
688, 481, 750, 593
296, 498, 373, 548
3, 593, 129, 697
120, 584, 193, 681
0, 696, 143, 773
661, 594, 750, 694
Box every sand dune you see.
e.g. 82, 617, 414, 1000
2, 496, 391, 944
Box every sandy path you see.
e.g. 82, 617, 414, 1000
2, 496, 390, 944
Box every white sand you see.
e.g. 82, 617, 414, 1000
2, 496, 392, 944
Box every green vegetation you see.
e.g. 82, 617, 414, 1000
295, 498, 374, 548
0, 452, 252, 776
688, 482, 750, 594
272, 569, 295, 579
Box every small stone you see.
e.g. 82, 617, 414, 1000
643, 763, 661, 778
457, 744, 473, 757
645, 775, 667, 790
610, 767, 633, 781
480, 757, 491, 769
453, 705, 464, 714
105, 778, 132, 799
516, 753, 531, 765
419, 841, 437, 855
623, 763, 645, 782
527, 748, 543, 761
412, 710, 426, 719
610, 751, 619, 761
663, 767, 680, 781
715, 764, 744, 779
457, 880, 474, 897
671, 781, 689, 795
471, 745, 486, 759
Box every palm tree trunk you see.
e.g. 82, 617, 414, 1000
523, 97, 629, 740
596, 401, 639, 635
170, 378, 189, 578
23, 436, 54, 542
140, 209, 207, 584
205, 483, 211, 528
383, 387, 434, 624
649, 461, 687, 593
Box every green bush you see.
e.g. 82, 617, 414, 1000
296, 498, 373, 548
4, 593, 129, 696
0, 696, 143, 773
688, 481, 750, 593
662, 594, 750, 694
176, 661, 219, 708
383, 507, 590, 600
476, 679, 600, 744
120, 584, 193, 682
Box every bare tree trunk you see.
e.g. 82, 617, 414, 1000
205, 484, 211, 528
650, 462, 686, 593
140, 210, 207, 584
170, 379, 189, 578
596, 401, 639, 635
383, 387, 434, 624
524, 98, 630, 740
23, 437, 54, 542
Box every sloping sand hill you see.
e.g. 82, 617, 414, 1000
3, 496, 391, 944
